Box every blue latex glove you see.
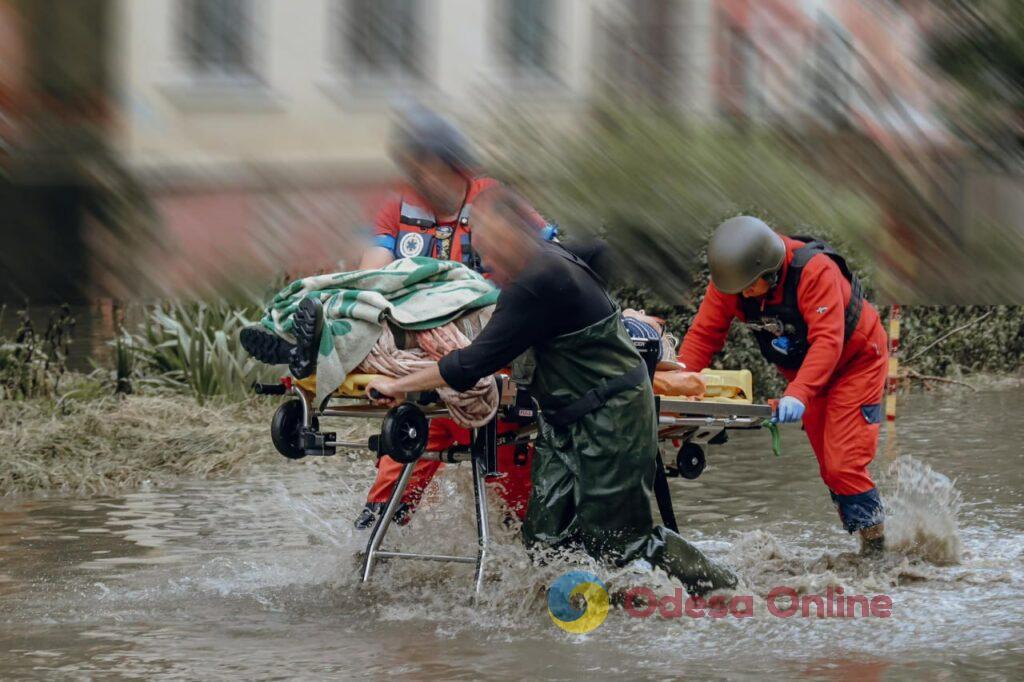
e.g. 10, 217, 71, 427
774, 396, 806, 424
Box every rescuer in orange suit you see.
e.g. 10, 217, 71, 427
354, 108, 549, 529
678, 216, 889, 554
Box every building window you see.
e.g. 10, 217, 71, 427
341, 0, 421, 84
502, 0, 556, 78
180, 0, 256, 79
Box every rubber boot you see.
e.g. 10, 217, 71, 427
859, 523, 885, 557
651, 527, 739, 596
621, 526, 738, 597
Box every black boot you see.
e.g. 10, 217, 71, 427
290, 296, 324, 379
354, 502, 385, 530
859, 523, 886, 557
240, 325, 295, 365
353, 501, 414, 530
392, 501, 413, 527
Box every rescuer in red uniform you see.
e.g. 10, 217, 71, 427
678, 216, 888, 554
354, 109, 548, 530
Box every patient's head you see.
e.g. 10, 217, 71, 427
472, 187, 541, 286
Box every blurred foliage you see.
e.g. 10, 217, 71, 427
494, 104, 879, 302
928, 0, 1024, 165
492, 105, 877, 397
0, 304, 76, 400
492, 105, 1024, 397
118, 301, 279, 404
1, 1, 162, 303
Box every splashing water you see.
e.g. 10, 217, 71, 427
883, 455, 963, 565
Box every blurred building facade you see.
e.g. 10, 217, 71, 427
712, 0, 944, 133
112, 0, 627, 292
116, 0, 609, 179
4, 1, 1016, 302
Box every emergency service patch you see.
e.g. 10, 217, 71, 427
398, 232, 427, 258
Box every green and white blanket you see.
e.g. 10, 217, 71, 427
261, 258, 499, 404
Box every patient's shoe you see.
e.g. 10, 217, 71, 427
240, 325, 295, 365
290, 296, 324, 379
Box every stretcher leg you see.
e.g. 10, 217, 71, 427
472, 455, 490, 594
361, 461, 415, 583
360, 452, 492, 594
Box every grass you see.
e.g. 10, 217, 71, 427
0, 300, 295, 497
0, 394, 280, 496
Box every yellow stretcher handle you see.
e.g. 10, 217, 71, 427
337, 373, 379, 397
292, 373, 383, 398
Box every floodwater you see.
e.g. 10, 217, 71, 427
1, 388, 1023, 680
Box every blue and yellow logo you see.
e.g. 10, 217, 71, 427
547, 571, 609, 634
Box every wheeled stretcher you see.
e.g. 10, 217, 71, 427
253, 369, 772, 592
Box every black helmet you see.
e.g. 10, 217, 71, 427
391, 104, 477, 176
707, 216, 786, 294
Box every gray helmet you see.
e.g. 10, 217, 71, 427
391, 104, 477, 176
707, 216, 786, 294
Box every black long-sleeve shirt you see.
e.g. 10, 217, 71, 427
438, 241, 616, 392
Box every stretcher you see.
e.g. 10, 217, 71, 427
252, 369, 772, 593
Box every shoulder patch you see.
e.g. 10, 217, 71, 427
398, 232, 427, 258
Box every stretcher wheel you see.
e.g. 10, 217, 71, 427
379, 402, 429, 464
676, 442, 706, 480
271, 400, 317, 460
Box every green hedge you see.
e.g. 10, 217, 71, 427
898, 306, 1024, 377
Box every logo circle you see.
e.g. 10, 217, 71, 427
398, 232, 426, 258
547, 571, 609, 634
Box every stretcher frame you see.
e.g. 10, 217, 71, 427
256, 375, 772, 594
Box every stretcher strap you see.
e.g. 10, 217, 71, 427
761, 420, 782, 457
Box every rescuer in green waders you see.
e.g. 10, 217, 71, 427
365, 187, 738, 595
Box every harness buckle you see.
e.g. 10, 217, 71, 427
746, 317, 785, 336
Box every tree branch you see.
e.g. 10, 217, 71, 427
904, 309, 995, 365
899, 369, 978, 391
